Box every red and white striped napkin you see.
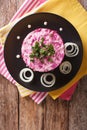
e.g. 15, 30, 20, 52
0, 0, 78, 104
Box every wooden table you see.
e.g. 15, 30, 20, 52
0, 0, 87, 130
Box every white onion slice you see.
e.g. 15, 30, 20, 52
59, 61, 72, 74
40, 73, 56, 87
19, 68, 34, 82
65, 42, 79, 57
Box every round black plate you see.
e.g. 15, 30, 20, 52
4, 13, 83, 92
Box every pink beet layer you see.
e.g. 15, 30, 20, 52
21, 28, 64, 72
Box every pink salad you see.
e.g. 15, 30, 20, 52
21, 28, 64, 72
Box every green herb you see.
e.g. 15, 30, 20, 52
40, 48, 47, 56
30, 58, 34, 62
40, 37, 44, 43
29, 37, 55, 62
48, 58, 53, 62
35, 52, 40, 58
30, 53, 35, 58
47, 44, 55, 55
40, 37, 46, 47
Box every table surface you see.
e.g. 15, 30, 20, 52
0, 0, 87, 130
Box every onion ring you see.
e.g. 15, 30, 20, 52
40, 73, 56, 87
65, 42, 79, 57
59, 61, 72, 74
19, 68, 34, 82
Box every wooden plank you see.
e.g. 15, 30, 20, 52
69, 1, 87, 130
79, 0, 87, 9
0, 76, 19, 130
19, 96, 69, 130
69, 76, 87, 130
0, 0, 17, 27
0, 0, 19, 130
43, 97, 69, 130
